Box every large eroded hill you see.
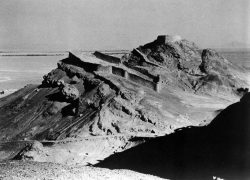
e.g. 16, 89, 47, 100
0, 35, 249, 166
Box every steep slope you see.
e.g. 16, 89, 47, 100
97, 93, 250, 180
124, 35, 248, 95
0, 35, 248, 165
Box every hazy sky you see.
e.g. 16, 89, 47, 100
0, 0, 249, 51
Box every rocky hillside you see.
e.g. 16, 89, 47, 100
97, 92, 250, 179
0, 35, 249, 165
125, 35, 247, 95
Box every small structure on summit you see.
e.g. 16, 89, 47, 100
156, 35, 182, 44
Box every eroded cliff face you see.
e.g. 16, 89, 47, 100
126, 35, 247, 95
0, 35, 248, 165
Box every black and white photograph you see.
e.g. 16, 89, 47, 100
0, 0, 249, 179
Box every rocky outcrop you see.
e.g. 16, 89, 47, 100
42, 69, 69, 87
61, 83, 80, 101
200, 49, 222, 73
97, 84, 111, 98
124, 35, 247, 95
14, 141, 47, 161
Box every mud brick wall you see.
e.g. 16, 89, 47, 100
127, 73, 155, 89
93, 51, 121, 65
112, 67, 126, 77
97, 65, 112, 74
156, 35, 167, 44
67, 52, 162, 92
111, 67, 161, 92
64, 53, 99, 73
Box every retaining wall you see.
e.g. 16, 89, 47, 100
64, 52, 99, 72
66, 52, 162, 92
112, 67, 125, 77
127, 73, 156, 90
110, 66, 161, 92
93, 51, 121, 65
97, 65, 112, 74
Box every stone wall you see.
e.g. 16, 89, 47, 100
112, 67, 126, 77
93, 51, 121, 65
132, 49, 159, 67
156, 35, 181, 44
127, 73, 156, 90
156, 35, 167, 44
64, 52, 99, 73
97, 65, 112, 74
110, 66, 157, 91
67, 52, 162, 93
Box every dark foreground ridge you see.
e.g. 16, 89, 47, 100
96, 93, 250, 180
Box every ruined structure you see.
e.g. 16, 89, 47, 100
68, 51, 163, 93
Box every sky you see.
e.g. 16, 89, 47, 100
0, 0, 249, 51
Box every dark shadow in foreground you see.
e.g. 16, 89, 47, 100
96, 93, 250, 180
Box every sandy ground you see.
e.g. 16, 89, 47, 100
0, 161, 166, 180
0, 89, 17, 98
246, 73, 250, 88
0, 136, 142, 165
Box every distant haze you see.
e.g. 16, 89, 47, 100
0, 0, 249, 51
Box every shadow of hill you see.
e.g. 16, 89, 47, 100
96, 93, 250, 180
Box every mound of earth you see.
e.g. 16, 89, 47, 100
0, 35, 249, 166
